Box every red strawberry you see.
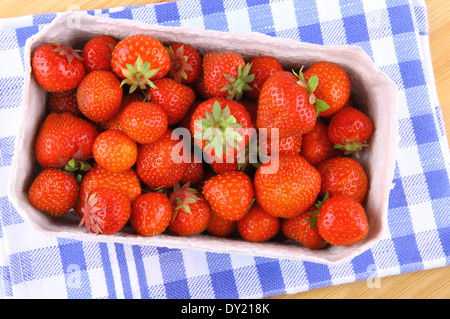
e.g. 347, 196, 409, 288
206, 211, 238, 237
245, 56, 284, 101
147, 77, 195, 125
130, 192, 172, 237
93, 129, 138, 173
120, 101, 168, 144
190, 70, 216, 100
328, 106, 373, 157
166, 43, 202, 84
203, 171, 254, 221
316, 157, 368, 203
77, 70, 123, 122
74, 163, 142, 217
136, 129, 188, 189
32, 42, 85, 92
257, 71, 316, 139
179, 153, 204, 186
34, 112, 99, 168
202, 52, 254, 100
300, 119, 343, 166
28, 168, 78, 217
253, 154, 321, 218
318, 195, 369, 246
100, 91, 145, 131
237, 203, 280, 243
78, 186, 131, 235
111, 34, 170, 93
48, 89, 82, 116
281, 204, 328, 250
168, 183, 211, 236
82, 35, 117, 73
302, 61, 351, 117
259, 134, 303, 156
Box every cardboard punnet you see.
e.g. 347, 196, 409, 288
8, 12, 398, 264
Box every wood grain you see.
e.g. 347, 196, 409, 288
0, 0, 448, 299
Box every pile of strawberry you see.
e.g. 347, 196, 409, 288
28, 33, 374, 250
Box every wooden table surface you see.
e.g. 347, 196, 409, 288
0, 0, 448, 299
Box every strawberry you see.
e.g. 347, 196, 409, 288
259, 134, 303, 156
28, 168, 78, 217
281, 204, 328, 250
179, 153, 204, 186
100, 91, 145, 131
202, 170, 254, 221
120, 101, 168, 144
328, 106, 373, 157
111, 34, 170, 93
253, 154, 321, 218
166, 43, 202, 84
202, 52, 254, 100
147, 77, 196, 125
257, 71, 316, 139
300, 119, 343, 166
302, 61, 351, 117
77, 70, 123, 122
316, 157, 368, 203
32, 42, 85, 92
130, 192, 172, 236
34, 112, 99, 168
237, 202, 280, 243
136, 129, 188, 189
74, 163, 142, 216
168, 183, 211, 236
190, 70, 216, 100
318, 195, 369, 246
78, 186, 131, 235
206, 211, 238, 237
48, 89, 82, 116
245, 56, 284, 101
190, 97, 253, 163
82, 35, 117, 73
93, 129, 137, 173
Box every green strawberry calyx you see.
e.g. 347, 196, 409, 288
167, 44, 194, 83
52, 41, 83, 64
79, 192, 104, 235
293, 67, 330, 116
333, 135, 369, 158
120, 55, 160, 94
306, 192, 330, 229
169, 183, 201, 222
220, 63, 254, 101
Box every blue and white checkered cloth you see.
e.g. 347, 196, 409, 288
0, 0, 449, 299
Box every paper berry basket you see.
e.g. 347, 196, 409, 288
8, 12, 398, 265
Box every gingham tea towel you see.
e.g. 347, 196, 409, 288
0, 0, 449, 299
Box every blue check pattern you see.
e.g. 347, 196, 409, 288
0, 0, 449, 299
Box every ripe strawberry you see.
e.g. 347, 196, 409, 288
100, 91, 145, 131
316, 157, 368, 203
281, 204, 328, 250
318, 195, 369, 246
82, 35, 117, 73
166, 43, 202, 84
257, 71, 316, 139
206, 211, 238, 237
28, 168, 78, 217
302, 61, 351, 117
300, 119, 343, 166
48, 89, 82, 116
32, 42, 85, 92
179, 153, 204, 186
78, 187, 131, 235
203, 171, 254, 221
136, 129, 188, 189
93, 129, 137, 173
75, 163, 142, 217
239, 99, 258, 127
190, 70, 216, 100
77, 70, 123, 122
111, 34, 170, 93
328, 106, 373, 157
202, 52, 254, 100
237, 203, 280, 243
253, 154, 321, 218
259, 134, 303, 156
120, 101, 168, 144
168, 183, 211, 236
34, 112, 98, 168
190, 97, 253, 163
130, 192, 172, 236
245, 56, 284, 101
147, 77, 195, 125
